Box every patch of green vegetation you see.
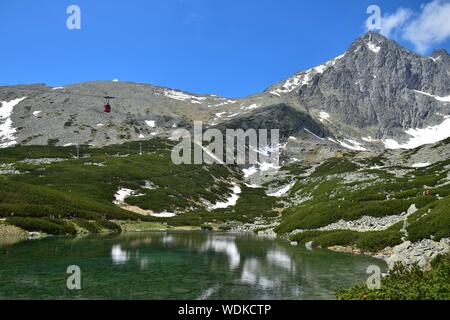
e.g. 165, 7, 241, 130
96, 219, 122, 233
73, 218, 101, 234
1, 138, 448, 240
360, 155, 387, 167
154, 186, 278, 227
293, 230, 360, 248
290, 223, 403, 252
0, 141, 245, 229
408, 197, 450, 242
116, 220, 170, 232
356, 226, 403, 251
275, 154, 449, 235
6, 217, 77, 235
311, 158, 358, 177
281, 164, 308, 176
336, 254, 450, 300
253, 226, 271, 234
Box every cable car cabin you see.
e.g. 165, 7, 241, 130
103, 96, 114, 113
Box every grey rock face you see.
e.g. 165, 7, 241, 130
1, 32, 449, 154
290, 32, 450, 143
386, 238, 450, 270
213, 103, 330, 141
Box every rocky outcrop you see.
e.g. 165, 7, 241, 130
318, 204, 417, 232
381, 239, 450, 270
295, 32, 450, 144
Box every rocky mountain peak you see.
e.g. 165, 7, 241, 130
348, 31, 416, 59
431, 49, 450, 64
431, 49, 449, 57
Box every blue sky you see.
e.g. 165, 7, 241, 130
1, 0, 449, 97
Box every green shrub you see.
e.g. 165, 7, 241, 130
73, 218, 100, 234
200, 224, 213, 231
290, 227, 403, 252
408, 198, 450, 242
7, 217, 77, 235
312, 158, 358, 177
96, 220, 122, 233
309, 230, 360, 248
336, 254, 450, 300
290, 230, 324, 244
356, 228, 402, 251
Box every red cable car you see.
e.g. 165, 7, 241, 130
103, 103, 111, 113
103, 96, 114, 113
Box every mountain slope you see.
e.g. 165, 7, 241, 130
1, 32, 449, 155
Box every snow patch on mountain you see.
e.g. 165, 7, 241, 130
209, 99, 238, 108
304, 129, 325, 141
267, 181, 296, 197
145, 120, 156, 128
151, 212, 176, 218
411, 162, 431, 168
242, 103, 261, 111
270, 53, 345, 95
383, 118, 450, 149
337, 139, 368, 151
327, 137, 362, 150
259, 162, 280, 172
242, 166, 258, 178
367, 42, 381, 53
319, 111, 330, 121
413, 90, 450, 103
0, 97, 27, 148
362, 136, 376, 142
208, 184, 241, 210
163, 89, 207, 104
430, 56, 441, 62
113, 188, 137, 204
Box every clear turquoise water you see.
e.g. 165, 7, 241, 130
0, 231, 387, 300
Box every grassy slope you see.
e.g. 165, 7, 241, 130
0, 139, 449, 245
276, 155, 450, 250
0, 140, 279, 234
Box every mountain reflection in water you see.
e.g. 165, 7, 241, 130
0, 231, 387, 300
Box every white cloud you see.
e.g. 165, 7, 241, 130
374, 0, 450, 54
380, 8, 412, 38
402, 0, 450, 54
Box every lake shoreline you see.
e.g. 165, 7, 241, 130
0, 228, 387, 300
3, 219, 448, 274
